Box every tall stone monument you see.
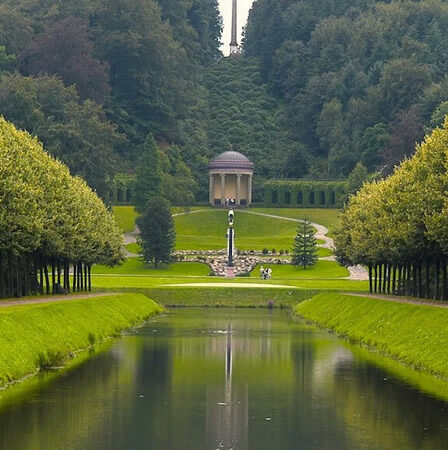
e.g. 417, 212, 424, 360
230, 0, 239, 55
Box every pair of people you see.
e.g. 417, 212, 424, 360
259, 265, 272, 280
225, 198, 236, 206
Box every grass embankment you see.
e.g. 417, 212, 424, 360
294, 293, 448, 378
124, 287, 315, 308
0, 293, 162, 387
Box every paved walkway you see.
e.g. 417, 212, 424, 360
0, 293, 116, 308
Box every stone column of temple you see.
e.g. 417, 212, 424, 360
236, 174, 241, 205
221, 173, 226, 205
248, 175, 252, 205
209, 174, 215, 206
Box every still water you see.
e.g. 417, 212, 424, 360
1, 309, 448, 450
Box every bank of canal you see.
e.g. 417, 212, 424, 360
1, 308, 448, 449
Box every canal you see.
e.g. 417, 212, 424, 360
1, 308, 448, 449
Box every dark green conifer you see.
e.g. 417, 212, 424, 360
137, 197, 175, 268
291, 219, 317, 269
133, 134, 163, 212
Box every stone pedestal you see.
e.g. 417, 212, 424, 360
225, 266, 235, 279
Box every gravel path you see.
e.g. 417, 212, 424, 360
0, 292, 117, 308
346, 292, 448, 309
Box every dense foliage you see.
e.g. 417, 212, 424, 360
291, 220, 317, 269
0, 0, 222, 201
2, 0, 448, 203
244, 0, 448, 178
137, 197, 176, 268
334, 118, 448, 300
0, 118, 124, 298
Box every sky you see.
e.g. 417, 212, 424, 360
218, 0, 255, 55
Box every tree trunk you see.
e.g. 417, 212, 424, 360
88, 265, 91, 291
425, 259, 431, 299
374, 265, 378, 293
84, 264, 88, 291
442, 257, 447, 300
51, 258, 56, 294
378, 264, 383, 293
417, 263, 422, 299
57, 260, 61, 291
16, 255, 22, 298
382, 263, 387, 294
0, 251, 4, 299
392, 265, 396, 295
44, 263, 50, 294
73, 262, 77, 292
435, 259, 440, 301
412, 263, 417, 297
368, 265, 373, 293
39, 258, 44, 295
387, 264, 392, 295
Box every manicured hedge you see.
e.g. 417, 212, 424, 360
264, 180, 347, 208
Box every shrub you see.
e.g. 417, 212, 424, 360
262, 248, 268, 255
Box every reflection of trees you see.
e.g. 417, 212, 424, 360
332, 362, 448, 449
135, 340, 171, 385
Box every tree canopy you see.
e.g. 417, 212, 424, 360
334, 117, 448, 299
0, 117, 124, 298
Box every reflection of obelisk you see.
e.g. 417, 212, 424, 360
230, 0, 239, 55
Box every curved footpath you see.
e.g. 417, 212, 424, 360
124, 209, 369, 281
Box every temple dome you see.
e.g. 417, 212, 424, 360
209, 151, 254, 171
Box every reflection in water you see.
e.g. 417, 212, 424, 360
205, 323, 248, 450
0, 309, 448, 450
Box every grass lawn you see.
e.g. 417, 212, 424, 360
125, 242, 140, 254
92, 259, 210, 276
175, 209, 303, 251
250, 261, 349, 279
112, 206, 139, 233
91, 274, 368, 291
250, 208, 340, 231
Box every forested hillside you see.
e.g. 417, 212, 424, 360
1, 0, 448, 202
244, 0, 448, 177
0, 0, 221, 200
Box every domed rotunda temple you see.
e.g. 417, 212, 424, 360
209, 151, 254, 207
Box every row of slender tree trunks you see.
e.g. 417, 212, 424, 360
368, 258, 448, 300
0, 251, 91, 299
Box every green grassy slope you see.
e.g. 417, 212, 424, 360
0, 293, 162, 387
294, 293, 448, 378
175, 209, 301, 250
112, 206, 139, 233
250, 208, 340, 230
137, 287, 315, 308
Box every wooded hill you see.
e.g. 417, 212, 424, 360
1, 0, 448, 202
